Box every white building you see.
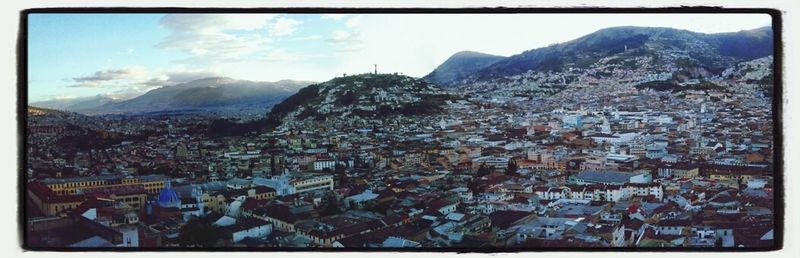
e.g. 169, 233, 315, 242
313, 160, 337, 171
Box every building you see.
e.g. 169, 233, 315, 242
569, 171, 652, 186
40, 175, 168, 196
313, 160, 337, 171
472, 156, 510, 169
81, 185, 148, 210
27, 182, 85, 216
292, 175, 335, 194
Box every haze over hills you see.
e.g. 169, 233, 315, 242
31, 95, 121, 112
423, 51, 505, 87
73, 77, 314, 115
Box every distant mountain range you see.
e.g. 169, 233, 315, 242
426, 26, 773, 89
34, 77, 314, 115
30, 95, 120, 112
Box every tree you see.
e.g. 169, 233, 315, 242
335, 163, 348, 187
506, 159, 519, 176
177, 216, 220, 247
477, 163, 492, 177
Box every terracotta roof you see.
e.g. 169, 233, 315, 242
28, 182, 85, 203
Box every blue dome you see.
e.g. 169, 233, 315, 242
157, 181, 181, 208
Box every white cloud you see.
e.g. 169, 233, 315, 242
331, 30, 352, 42
321, 14, 350, 20
142, 71, 220, 87
291, 35, 323, 41
344, 16, 361, 28
70, 67, 150, 87
267, 17, 303, 37
157, 14, 277, 65
328, 30, 363, 53
68, 66, 220, 98
262, 48, 325, 63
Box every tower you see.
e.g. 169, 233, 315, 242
192, 184, 204, 214
601, 117, 612, 134
374, 64, 377, 74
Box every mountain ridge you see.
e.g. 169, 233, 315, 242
469, 26, 773, 81
77, 77, 315, 115
423, 51, 505, 87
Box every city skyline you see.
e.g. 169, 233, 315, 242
28, 13, 771, 102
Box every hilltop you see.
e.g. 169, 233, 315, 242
265, 73, 458, 128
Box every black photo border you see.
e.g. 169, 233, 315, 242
17, 6, 784, 253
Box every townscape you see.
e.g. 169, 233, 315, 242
25, 22, 776, 249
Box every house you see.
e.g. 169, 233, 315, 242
535, 186, 570, 200
249, 204, 312, 232
655, 219, 691, 235
427, 199, 459, 215
218, 217, 273, 243
569, 171, 652, 186
625, 182, 664, 201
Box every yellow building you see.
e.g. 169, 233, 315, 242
40, 174, 168, 196
27, 182, 85, 216
81, 185, 148, 210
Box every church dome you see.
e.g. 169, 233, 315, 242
158, 181, 181, 208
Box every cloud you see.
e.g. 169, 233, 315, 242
262, 48, 325, 63
327, 30, 363, 52
68, 67, 220, 98
142, 71, 220, 87
157, 14, 278, 65
267, 17, 303, 37
71, 67, 150, 86
344, 16, 361, 28
291, 35, 323, 41
321, 14, 350, 20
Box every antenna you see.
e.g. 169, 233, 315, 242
374, 64, 377, 74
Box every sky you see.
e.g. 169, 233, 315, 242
27, 13, 772, 103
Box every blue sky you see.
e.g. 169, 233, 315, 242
27, 13, 772, 102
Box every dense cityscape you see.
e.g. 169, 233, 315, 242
24, 18, 776, 249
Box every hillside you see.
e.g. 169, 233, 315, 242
423, 51, 505, 87
470, 26, 773, 81
440, 26, 773, 95
265, 73, 457, 127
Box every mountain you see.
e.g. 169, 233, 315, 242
722, 55, 774, 96
27, 105, 102, 132
264, 73, 457, 127
28, 106, 72, 117
444, 26, 773, 94
82, 77, 313, 115
31, 95, 121, 111
473, 26, 773, 80
423, 51, 505, 87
